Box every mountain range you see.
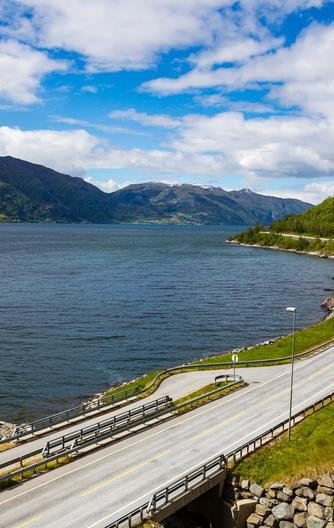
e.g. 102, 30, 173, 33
0, 156, 312, 225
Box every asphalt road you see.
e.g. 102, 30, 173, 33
0, 366, 271, 466
1, 347, 333, 528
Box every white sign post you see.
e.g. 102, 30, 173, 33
231, 353, 239, 381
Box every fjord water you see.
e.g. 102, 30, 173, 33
0, 223, 333, 423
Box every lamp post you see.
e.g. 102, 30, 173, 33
286, 306, 296, 441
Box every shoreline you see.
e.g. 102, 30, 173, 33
227, 239, 334, 259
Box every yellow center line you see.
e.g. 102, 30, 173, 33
191, 411, 245, 441
80, 450, 170, 497
14, 516, 42, 528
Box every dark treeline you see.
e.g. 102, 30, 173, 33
269, 196, 334, 238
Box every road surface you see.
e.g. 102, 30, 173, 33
0, 347, 333, 528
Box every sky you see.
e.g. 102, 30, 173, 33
0, 1, 334, 204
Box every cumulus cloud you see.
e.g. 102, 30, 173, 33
0, 39, 66, 103
108, 108, 182, 128
0, 125, 225, 177
143, 21, 334, 120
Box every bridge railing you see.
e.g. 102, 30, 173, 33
2, 336, 333, 444
105, 390, 334, 528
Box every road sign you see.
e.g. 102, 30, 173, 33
231, 353, 239, 363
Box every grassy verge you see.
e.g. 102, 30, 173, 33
231, 227, 334, 256
175, 382, 246, 414
175, 382, 227, 406
0, 454, 72, 490
0, 443, 14, 452
233, 402, 334, 485
102, 317, 334, 403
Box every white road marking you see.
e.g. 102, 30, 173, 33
1, 347, 332, 508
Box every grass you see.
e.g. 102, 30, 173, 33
102, 317, 334, 404
175, 382, 246, 414
175, 381, 227, 406
0, 454, 72, 490
233, 402, 334, 486
198, 316, 334, 365
0, 442, 14, 452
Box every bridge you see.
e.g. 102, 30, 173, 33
0, 345, 333, 528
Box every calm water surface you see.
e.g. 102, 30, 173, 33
0, 224, 333, 422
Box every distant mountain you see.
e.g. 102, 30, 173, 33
110, 183, 312, 225
0, 156, 312, 224
270, 196, 334, 237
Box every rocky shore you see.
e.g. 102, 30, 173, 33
228, 240, 334, 260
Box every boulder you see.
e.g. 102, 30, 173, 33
250, 483, 265, 498
294, 512, 308, 527
241, 479, 250, 491
264, 515, 279, 528
247, 513, 264, 526
268, 490, 278, 498
317, 486, 334, 496
308, 502, 325, 519
299, 479, 317, 489
277, 492, 291, 503
283, 487, 294, 498
317, 475, 334, 489
306, 515, 326, 528
327, 523, 334, 528
292, 497, 308, 511
260, 498, 280, 508
325, 507, 334, 522
316, 493, 332, 507
301, 487, 315, 500
279, 522, 294, 528
272, 503, 295, 521
256, 503, 271, 518
270, 483, 284, 491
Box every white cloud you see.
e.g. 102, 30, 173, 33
143, 21, 334, 120
10, 0, 228, 71
262, 181, 334, 205
84, 176, 122, 193
195, 93, 274, 113
108, 108, 182, 128
0, 125, 225, 177
0, 39, 66, 104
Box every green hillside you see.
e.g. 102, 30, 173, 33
270, 196, 334, 237
230, 196, 334, 256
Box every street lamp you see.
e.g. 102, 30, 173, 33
286, 306, 297, 441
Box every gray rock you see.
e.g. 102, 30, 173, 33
264, 515, 279, 528
283, 487, 294, 498
279, 521, 294, 528
256, 504, 271, 518
293, 512, 307, 528
308, 502, 325, 519
247, 513, 264, 526
260, 498, 280, 508
277, 492, 291, 503
267, 490, 278, 498
325, 507, 334, 521
272, 503, 295, 521
241, 479, 250, 491
250, 483, 265, 498
327, 523, 334, 528
293, 497, 308, 511
242, 491, 256, 499
317, 475, 334, 489
306, 515, 326, 528
301, 487, 315, 500
317, 486, 334, 496
316, 493, 332, 507
270, 483, 284, 491
299, 479, 317, 489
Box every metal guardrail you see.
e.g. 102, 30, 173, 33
42, 397, 172, 457
0, 397, 173, 483
214, 374, 242, 384
105, 390, 334, 528
3, 336, 333, 445
1, 387, 141, 444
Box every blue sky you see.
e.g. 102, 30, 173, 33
0, 1, 334, 203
